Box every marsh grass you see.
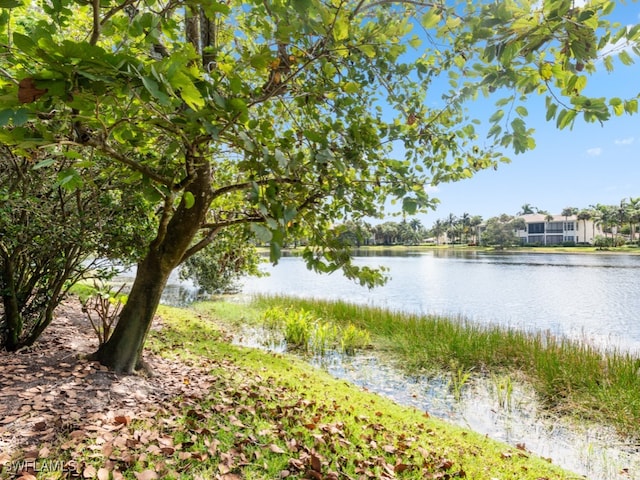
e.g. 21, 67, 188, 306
447, 362, 472, 402
251, 295, 640, 436
492, 373, 515, 410
257, 305, 371, 356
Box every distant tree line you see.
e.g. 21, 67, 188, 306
334, 219, 428, 246
331, 196, 640, 250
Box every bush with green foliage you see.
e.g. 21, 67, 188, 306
179, 226, 264, 295
0, 149, 153, 350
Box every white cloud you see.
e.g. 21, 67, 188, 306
614, 137, 635, 146
587, 147, 603, 156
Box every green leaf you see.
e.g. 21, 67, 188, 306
284, 206, 297, 223
556, 109, 577, 129
333, 15, 349, 41
183, 191, 195, 209
539, 63, 553, 81
0, 0, 23, 8
56, 168, 83, 190
545, 103, 558, 122
402, 197, 418, 215
142, 183, 163, 203
12, 32, 36, 55
33, 158, 57, 169
170, 71, 204, 110
515, 106, 528, 117
12, 109, 29, 126
343, 82, 360, 94
421, 9, 441, 29
0, 109, 13, 126
269, 241, 281, 263
619, 50, 634, 66
489, 110, 504, 123
141, 76, 171, 105
250, 223, 273, 243
624, 99, 638, 115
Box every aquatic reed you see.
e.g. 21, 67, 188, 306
252, 295, 640, 436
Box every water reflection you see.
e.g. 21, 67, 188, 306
234, 326, 640, 480
240, 251, 640, 352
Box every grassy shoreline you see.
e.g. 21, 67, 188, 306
147, 303, 577, 479
196, 296, 640, 439
267, 243, 640, 256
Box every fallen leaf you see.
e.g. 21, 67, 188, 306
18, 77, 47, 104
134, 470, 158, 480
83, 465, 97, 478
97, 468, 110, 480
114, 415, 131, 426
269, 444, 285, 454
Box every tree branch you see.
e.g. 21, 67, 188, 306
82, 137, 175, 187
211, 177, 302, 200
353, 0, 442, 16
89, 0, 101, 45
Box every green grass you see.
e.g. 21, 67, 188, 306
235, 295, 640, 437
143, 304, 575, 479
33, 302, 578, 479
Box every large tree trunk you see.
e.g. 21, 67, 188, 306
92, 251, 172, 372
93, 159, 212, 373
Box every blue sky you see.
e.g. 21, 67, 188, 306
414, 3, 640, 225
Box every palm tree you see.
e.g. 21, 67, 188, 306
518, 203, 536, 215
543, 213, 554, 245
431, 219, 445, 245
469, 215, 483, 244
625, 197, 640, 244
446, 213, 458, 244
561, 207, 578, 242
576, 209, 592, 244
592, 204, 615, 242
460, 212, 471, 243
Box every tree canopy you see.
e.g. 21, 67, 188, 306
1, 0, 638, 371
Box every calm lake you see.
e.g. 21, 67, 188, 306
239, 249, 640, 352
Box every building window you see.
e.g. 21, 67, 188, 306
528, 223, 544, 234
565, 222, 575, 231
546, 222, 563, 233
547, 235, 563, 245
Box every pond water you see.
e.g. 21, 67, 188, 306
239, 250, 640, 353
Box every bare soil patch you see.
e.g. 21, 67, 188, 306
0, 299, 214, 469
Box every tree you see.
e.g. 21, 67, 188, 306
430, 219, 446, 245
592, 204, 617, 241
518, 204, 536, 215
0, 148, 153, 350
336, 220, 373, 247
481, 215, 524, 249
2, 0, 637, 372
446, 213, 459, 244
624, 197, 640, 244
576, 209, 593, 244
469, 215, 484, 245
179, 225, 264, 295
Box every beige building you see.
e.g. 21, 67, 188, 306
516, 213, 603, 245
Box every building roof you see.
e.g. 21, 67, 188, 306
518, 213, 577, 222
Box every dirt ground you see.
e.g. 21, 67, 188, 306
0, 299, 213, 471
